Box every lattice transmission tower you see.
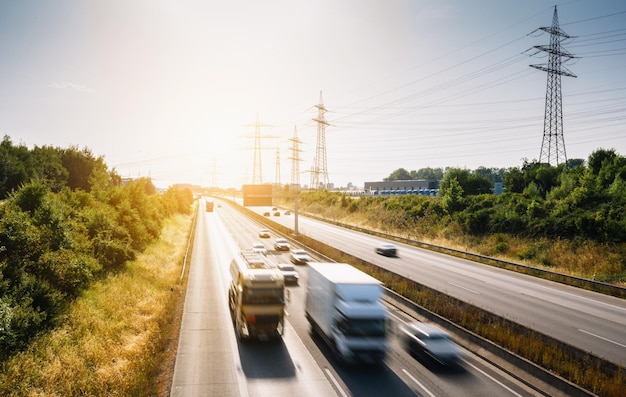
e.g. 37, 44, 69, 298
245, 113, 275, 184
311, 91, 330, 189
288, 126, 303, 191
528, 6, 577, 166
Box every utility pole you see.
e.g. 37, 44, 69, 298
311, 91, 330, 189
208, 157, 218, 187
528, 6, 577, 166
288, 126, 303, 191
274, 146, 281, 187
245, 113, 274, 184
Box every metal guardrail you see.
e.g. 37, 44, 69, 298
179, 202, 199, 284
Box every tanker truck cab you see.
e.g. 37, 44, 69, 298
228, 251, 285, 341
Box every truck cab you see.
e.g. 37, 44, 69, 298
305, 262, 389, 364
228, 251, 285, 340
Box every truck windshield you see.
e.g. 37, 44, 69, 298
338, 318, 386, 337
243, 288, 284, 305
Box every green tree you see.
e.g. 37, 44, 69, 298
412, 167, 444, 180
61, 146, 108, 192
384, 168, 412, 181
441, 177, 464, 214
30, 146, 68, 192
0, 136, 32, 199
440, 168, 492, 196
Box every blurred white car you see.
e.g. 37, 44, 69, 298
277, 264, 299, 285
400, 322, 465, 367
274, 238, 291, 251
290, 249, 311, 265
251, 242, 267, 256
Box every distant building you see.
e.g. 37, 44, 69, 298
364, 179, 439, 195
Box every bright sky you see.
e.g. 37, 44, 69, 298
1, 1, 625, 189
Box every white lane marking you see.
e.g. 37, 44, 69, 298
401, 369, 436, 397
462, 359, 523, 397
448, 281, 480, 295
211, 213, 250, 397
578, 329, 626, 348
324, 368, 348, 397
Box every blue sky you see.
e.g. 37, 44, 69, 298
0, 0, 624, 188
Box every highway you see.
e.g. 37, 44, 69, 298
251, 202, 626, 368
170, 200, 566, 396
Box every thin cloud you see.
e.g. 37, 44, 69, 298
49, 82, 92, 92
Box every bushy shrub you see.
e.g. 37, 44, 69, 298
0, 142, 197, 360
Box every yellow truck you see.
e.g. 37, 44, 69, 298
228, 251, 285, 340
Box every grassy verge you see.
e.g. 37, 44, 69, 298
277, 196, 626, 286
0, 211, 192, 396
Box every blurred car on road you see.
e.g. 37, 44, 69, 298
258, 229, 270, 238
290, 249, 311, 265
400, 322, 464, 367
251, 242, 267, 256
274, 238, 290, 251
277, 264, 299, 285
375, 243, 397, 257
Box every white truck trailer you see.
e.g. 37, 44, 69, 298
305, 262, 388, 364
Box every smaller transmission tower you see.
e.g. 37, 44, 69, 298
288, 126, 303, 191
311, 91, 330, 189
528, 6, 577, 166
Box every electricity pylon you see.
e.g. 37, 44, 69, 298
245, 113, 275, 184
311, 91, 330, 189
288, 126, 303, 191
528, 6, 577, 166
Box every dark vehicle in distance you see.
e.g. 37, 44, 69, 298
400, 322, 464, 367
273, 211, 280, 216
277, 264, 299, 285
274, 238, 290, 251
263, 211, 270, 217
375, 243, 397, 257
205, 201, 214, 212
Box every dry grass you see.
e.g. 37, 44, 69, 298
0, 212, 192, 397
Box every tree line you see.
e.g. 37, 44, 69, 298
381, 149, 626, 243
0, 136, 194, 358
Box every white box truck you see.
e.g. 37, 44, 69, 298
305, 262, 388, 364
